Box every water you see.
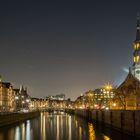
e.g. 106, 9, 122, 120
0, 111, 139, 140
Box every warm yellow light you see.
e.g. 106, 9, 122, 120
134, 44, 137, 50
94, 104, 97, 107
88, 123, 95, 140
105, 107, 109, 110
103, 135, 111, 140
137, 56, 139, 62
101, 106, 105, 109
137, 43, 140, 49
134, 57, 136, 62
104, 84, 112, 91
113, 103, 116, 107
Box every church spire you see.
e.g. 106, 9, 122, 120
135, 13, 140, 42
131, 13, 140, 81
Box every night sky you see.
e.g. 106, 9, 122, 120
0, 1, 140, 100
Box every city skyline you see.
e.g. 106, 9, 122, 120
1, 1, 140, 100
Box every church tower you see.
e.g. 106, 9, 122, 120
131, 14, 140, 81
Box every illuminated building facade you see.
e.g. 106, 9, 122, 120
0, 79, 16, 112
93, 85, 115, 109
30, 98, 48, 110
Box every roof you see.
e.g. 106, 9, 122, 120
2, 82, 11, 88
14, 89, 20, 92
116, 71, 140, 93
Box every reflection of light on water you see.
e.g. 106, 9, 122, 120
0, 133, 3, 140
7, 128, 14, 140
68, 115, 71, 140
21, 123, 25, 140
88, 123, 95, 140
40, 112, 43, 139
26, 120, 31, 140
79, 126, 82, 140
57, 115, 59, 140
42, 115, 46, 140
15, 126, 20, 140
75, 120, 78, 128
103, 135, 111, 140
40, 113, 46, 140
60, 115, 63, 136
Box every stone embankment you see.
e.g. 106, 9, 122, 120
66, 109, 140, 137
0, 111, 40, 127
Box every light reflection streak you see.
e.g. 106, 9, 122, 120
21, 123, 25, 140
88, 123, 95, 140
60, 114, 63, 137
103, 135, 111, 140
0, 132, 3, 140
40, 113, 46, 140
68, 115, 71, 140
42, 115, 46, 140
26, 120, 31, 140
15, 126, 20, 140
8, 128, 14, 140
40, 112, 43, 140
57, 115, 59, 140
79, 126, 82, 140
75, 120, 78, 128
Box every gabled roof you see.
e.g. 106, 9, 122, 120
117, 71, 140, 91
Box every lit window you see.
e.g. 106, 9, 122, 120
134, 44, 137, 50
137, 43, 140, 49
134, 57, 136, 62
137, 56, 139, 62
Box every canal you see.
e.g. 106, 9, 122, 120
0, 111, 139, 140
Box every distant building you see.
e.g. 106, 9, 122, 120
46, 94, 65, 101
30, 98, 48, 110
93, 85, 115, 109
74, 95, 85, 109
14, 86, 31, 111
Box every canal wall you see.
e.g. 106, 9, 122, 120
66, 109, 140, 137
0, 111, 40, 127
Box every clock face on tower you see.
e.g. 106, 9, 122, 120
136, 69, 140, 74
135, 69, 140, 80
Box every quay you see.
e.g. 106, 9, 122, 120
0, 111, 40, 127
66, 109, 140, 138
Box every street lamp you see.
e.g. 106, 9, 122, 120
113, 103, 116, 107
15, 96, 19, 100
26, 99, 30, 103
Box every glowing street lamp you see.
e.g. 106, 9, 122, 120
15, 96, 19, 100
22, 101, 25, 104
113, 103, 116, 107
26, 99, 30, 103
104, 84, 113, 91
105, 107, 109, 110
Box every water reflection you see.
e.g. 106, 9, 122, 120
0, 112, 138, 140
15, 126, 20, 140
88, 123, 95, 140
103, 135, 111, 140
